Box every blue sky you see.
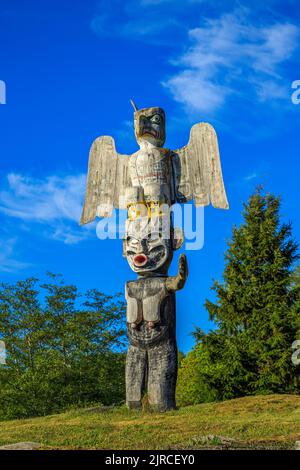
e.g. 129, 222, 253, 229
0, 0, 300, 352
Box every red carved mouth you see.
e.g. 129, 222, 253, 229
133, 254, 148, 267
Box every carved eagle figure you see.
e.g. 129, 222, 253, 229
80, 102, 228, 225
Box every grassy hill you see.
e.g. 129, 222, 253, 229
0, 394, 299, 450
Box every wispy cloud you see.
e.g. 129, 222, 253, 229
51, 224, 90, 245
90, 1, 300, 132
0, 173, 91, 245
0, 173, 85, 222
244, 172, 260, 182
90, 0, 197, 44
243, 160, 271, 183
0, 237, 31, 273
163, 8, 299, 113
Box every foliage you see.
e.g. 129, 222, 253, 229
178, 190, 300, 403
0, 274, 127, 420
176, 342, 217, 406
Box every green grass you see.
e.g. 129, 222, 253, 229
0, 394, 299, 450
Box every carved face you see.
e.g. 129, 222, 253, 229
124, 218, 183, 275
134, 107, 166, 147
125, 231, 171, 275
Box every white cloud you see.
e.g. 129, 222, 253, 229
0, 173, 91, 245
244, 172, 259, 181
0, 238, 31, 273
51, 224, 90, 245
163, 9, 299, 113
243, 160, 271, 182
0, 173, 85, 222
90, 0, 191, 44
163, 70, 229, 113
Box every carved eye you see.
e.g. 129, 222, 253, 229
147, 232, 160, 241
127, 237, 139, 246
151, 114, 161, 124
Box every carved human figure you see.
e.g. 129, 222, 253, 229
124, 217, 187, 410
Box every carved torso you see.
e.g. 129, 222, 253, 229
126, 277, 168, 324
125, 277, 176, 348
128, 148, 172, 201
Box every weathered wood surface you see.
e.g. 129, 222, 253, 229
80, 136, 130, 224
126, 289, 177, 411
80, 104, 229, 413
125, 254, 188, 411
80, 111, 229, 225
172, 122, 229, 209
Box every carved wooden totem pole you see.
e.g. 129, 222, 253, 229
80, 100, 228, 411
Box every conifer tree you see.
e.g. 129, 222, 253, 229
201, 190, 300, 398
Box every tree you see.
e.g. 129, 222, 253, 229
205, 190, 300, 398
178, 190, 300, 404
176, 340, 217, 406
0, 274, 127, 420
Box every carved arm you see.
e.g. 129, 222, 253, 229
166, 254, 188, 292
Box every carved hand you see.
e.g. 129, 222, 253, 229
166, 254, 188, 292
178, 253, 188, 283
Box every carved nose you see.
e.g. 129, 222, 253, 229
133, 254, 148, 267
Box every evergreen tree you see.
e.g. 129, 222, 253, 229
202, 190, 300, 398
178, 190, 300, 404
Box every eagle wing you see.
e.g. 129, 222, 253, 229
80, 136, 130, 225
171, 122, 229, 209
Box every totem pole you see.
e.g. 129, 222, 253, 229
80, 101, 228, 411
